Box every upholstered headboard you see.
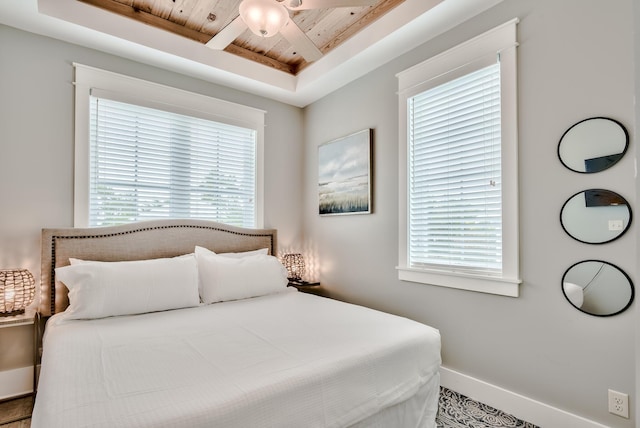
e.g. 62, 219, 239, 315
40, 219, 277, 316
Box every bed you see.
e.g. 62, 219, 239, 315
32, 219, 441, 428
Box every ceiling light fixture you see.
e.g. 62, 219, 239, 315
239, 0, 289, 37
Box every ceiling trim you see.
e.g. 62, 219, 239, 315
0, 0, 504, 107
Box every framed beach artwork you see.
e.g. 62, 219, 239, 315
318, 129, 372, 216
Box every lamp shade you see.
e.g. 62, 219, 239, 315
0, 269, 35, 316
563, 282, 584, 309
239, 0, 289, 37
282, 253, 305, 281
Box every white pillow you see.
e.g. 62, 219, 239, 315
56, 254, 200, 320
195, 246, 287, 304
193, 247, 268, 297
215, 248, 269, 258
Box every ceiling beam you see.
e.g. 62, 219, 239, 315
78, 0, 212, 43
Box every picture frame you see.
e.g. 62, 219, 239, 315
318, 129, 372, 216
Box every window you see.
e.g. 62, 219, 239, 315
74, 64, 265, 228
397, 20, 520, 297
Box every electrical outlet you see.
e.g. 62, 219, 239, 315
608, 220, 624, 231
608, 389, 629, 418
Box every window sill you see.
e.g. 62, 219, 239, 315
397, 267, 521, 297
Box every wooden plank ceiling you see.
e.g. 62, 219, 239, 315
78, 0, 406, 75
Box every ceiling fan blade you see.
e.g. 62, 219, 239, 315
285, 0, 377, 10
205, 16, 247, 50
279, 19, 323, 63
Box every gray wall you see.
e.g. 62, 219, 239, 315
303, 0, 636, 426
0, 24, 304, 370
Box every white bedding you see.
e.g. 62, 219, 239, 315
32, 290, 441, 428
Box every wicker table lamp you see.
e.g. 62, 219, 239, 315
281, 253, 305, 281
0, 269, 36, 316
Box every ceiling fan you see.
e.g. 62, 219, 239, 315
205, 0, 377, 63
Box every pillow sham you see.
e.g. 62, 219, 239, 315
56, 254, 200, 320
191, 248, 268, 297
215, 248, 269, 258
195, 246, 287, 304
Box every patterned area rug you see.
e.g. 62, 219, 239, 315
437, 387, 540, 428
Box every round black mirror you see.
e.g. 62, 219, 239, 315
562, 260, 634, 316
560, 189, 632, 244
558, 117, 628, 173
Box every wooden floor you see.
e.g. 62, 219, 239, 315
0, 396, 31, 427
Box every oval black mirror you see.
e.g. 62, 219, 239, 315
558, 117, 628, 173
562, 260, 634, 316
560, 189, 632, 244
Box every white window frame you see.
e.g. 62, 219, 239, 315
73, 63, 266, 228
397, 19, 520, 297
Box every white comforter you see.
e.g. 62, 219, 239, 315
32, 290, 441, 428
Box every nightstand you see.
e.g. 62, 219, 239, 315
0, 310, 37, 420
288, 280, 323, 295
0, 310, 35, 329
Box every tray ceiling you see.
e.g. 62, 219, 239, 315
0, 0, 505, 106
78, 0, 405, 75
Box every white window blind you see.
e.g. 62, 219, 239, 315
88, 96, 257, 227
408, 63, 501, 274
397, 19, 519, 297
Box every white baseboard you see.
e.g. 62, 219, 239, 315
0, 366, 33, 401
440, 366, 610, 428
